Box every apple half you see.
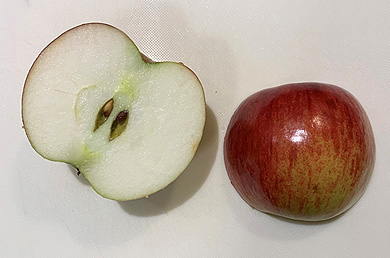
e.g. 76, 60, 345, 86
22, 23, 206, 201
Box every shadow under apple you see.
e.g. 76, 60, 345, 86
267, 210, 345, 226
258, 210, 346, 241
226, 188, 348, 241
119, 105, 218, 216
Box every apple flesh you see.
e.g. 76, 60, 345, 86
224, 82, 375, 221
22, 23, 206, 201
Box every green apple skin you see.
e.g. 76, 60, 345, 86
224, 82, 375, 221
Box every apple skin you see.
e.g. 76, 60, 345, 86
224, 82, 375, 221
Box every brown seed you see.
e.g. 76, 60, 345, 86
102, 99, 114, 117
94, 98, 114, 132
116, 110, 128, 123
110, 110, 129, 141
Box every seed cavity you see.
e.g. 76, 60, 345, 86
110, 110, 129, 141
94, 98, 114, 131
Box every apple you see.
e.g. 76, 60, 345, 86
224, 82, 375, 221
22, 23, 206, 201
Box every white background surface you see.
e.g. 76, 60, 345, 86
1, 0, 390, 257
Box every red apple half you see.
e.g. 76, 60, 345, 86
224, 82, 375, 221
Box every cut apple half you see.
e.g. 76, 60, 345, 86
22, 23, 206, 201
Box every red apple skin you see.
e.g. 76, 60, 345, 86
224, 82, 375, 221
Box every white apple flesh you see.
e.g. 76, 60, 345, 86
22, 23, 206, 201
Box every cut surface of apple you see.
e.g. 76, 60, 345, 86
22, 23, 206, 201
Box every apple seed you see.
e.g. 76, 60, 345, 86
110, 110, 129, 141
94, 98, 114, 131
102, 98, 114, 117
